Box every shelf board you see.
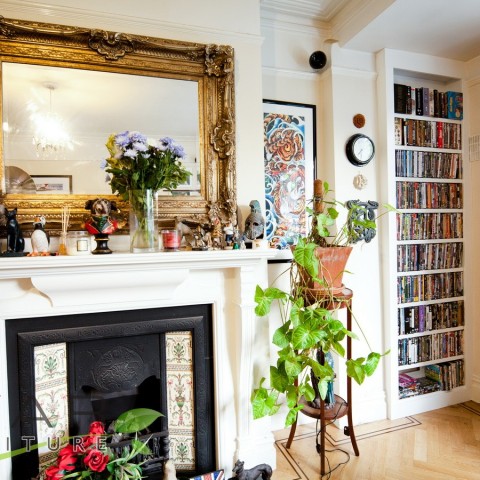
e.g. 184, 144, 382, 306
398, 326, 464, 339
398, 355, 464, 370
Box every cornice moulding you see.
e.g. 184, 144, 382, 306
263, 65, 327, 81
261, 15, 331, 39
1, 0, 264, 45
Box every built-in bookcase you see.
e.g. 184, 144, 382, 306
377, 50, 470, 419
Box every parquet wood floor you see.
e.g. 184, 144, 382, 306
273, 402, 480, 479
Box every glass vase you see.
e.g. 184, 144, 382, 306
128, 189, 159, 253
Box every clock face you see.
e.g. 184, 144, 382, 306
353, 136, 374, 162
346, 134, 375, 166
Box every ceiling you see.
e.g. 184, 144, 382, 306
261, 0, 480, 62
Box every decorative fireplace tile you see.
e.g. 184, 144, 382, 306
34, 343, 69, 465
166, 332, 195, 470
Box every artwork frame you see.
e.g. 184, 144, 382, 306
31, 175, 73, 194
263, 99, 317, 249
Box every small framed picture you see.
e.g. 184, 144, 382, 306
31, 175, 72, 194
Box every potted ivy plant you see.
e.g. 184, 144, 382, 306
251, 180, 393, 426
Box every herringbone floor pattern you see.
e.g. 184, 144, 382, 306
273, 402, 480, 479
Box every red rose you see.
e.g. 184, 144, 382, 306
81, 434, 95, 449
57, 444, 77, 471
89, 421, 105, 435
83, 449, 110, 472
44, 465, 63, 479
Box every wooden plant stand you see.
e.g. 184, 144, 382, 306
285, 287, 359, 476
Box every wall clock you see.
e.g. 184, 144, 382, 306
345, 133, 375, 166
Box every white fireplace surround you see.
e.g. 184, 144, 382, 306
0, 249, 277, 478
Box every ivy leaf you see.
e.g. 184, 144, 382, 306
251, 378, 280, 419
346, 358, 366, 385
270, 365, 290, 393
254, 286, 286, 316
284, 356, 302, 378
272, 321, 291, 348
318, 379, 329, 400
302, 381, 316, 402
364, 352, 381, 376
115, 408, 163, 434
285, 405, 303, 427
291, 324, 324, 350
293, 239, 318, 278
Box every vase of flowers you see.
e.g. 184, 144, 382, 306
104, 131, 190, 253
40, 408, 163, 480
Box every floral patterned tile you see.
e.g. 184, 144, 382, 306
34, 343, 69, 464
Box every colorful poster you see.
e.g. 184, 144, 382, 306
263, 100, 316, 249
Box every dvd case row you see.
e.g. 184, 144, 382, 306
398, 330, 463, 366
398, 359, 464, 399
397, 242, 463, 272
396, 181, 462, 210
395, 149, 462, 179
397, 272, 463, 304
394, 84, 463, 120
425, 360, 465, 391
395, 117, 462, 150
398, 301, 464, 335
397, 213, 463, 241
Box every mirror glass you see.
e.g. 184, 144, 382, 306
2, 63, 201, 196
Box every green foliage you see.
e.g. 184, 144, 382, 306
114, 408, 163, 434
251, 182, 392, 427
306, 181, 395, 247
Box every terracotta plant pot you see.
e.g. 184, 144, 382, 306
307, 246, 353, 295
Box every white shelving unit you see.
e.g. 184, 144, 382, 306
377, 49, 471, 419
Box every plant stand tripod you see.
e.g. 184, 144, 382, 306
285, 287, 359, 476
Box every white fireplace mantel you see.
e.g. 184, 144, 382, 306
0, 249, 278, 478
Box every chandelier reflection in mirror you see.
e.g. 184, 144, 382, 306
30, 83, 74, 159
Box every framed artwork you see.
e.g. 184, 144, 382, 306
31, 175, 72, 194
263, 99, 316, 249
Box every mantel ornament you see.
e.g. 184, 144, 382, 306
0, 16, 237, 236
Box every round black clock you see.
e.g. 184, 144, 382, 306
345, 134, 375, 167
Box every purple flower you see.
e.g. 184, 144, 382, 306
123, 148, 138, 159
158, 137, 185, 158
100, 158, 107, 170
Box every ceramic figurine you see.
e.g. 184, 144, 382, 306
31, 215, 50, 254
230, 460, 272, 480
3, 207, 25, 255
84, 198, 120, 254
224, 222, 234, 249
244, 200, 265, 240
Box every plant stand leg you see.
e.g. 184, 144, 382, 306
286, 416, 298, 449
346, 305, 360, 456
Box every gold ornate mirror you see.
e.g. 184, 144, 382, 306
0, 16, 236, 233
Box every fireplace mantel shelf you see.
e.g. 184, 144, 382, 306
0, 249, 278, 308
0, 249, 277, 279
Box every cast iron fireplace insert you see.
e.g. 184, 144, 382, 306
6, 304, 215, 480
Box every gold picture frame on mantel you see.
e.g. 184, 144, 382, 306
0, 16, 236, 234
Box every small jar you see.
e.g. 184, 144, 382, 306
66, 231, 91, 256
162, 230, 181, 251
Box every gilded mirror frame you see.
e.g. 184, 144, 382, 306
0, 16, 236, 233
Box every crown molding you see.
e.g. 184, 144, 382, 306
0, 0, 264, 45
